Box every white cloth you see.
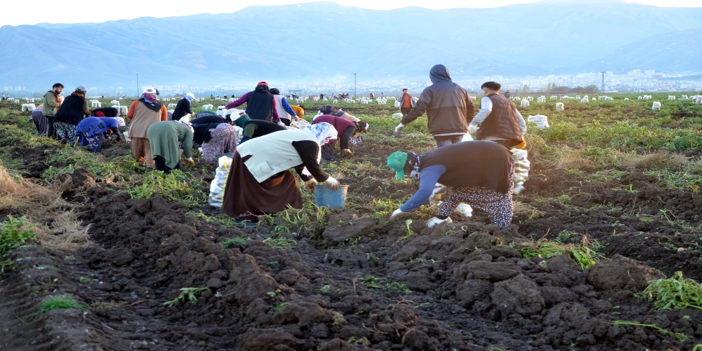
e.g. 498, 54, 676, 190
237, 129, 315, 183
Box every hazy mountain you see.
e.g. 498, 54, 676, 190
1, 1, 701, 95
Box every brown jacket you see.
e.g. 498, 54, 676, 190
401, 64, 474, 135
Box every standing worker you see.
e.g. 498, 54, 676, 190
468, 81, 529, 194
394, 64, 475, 147
41, 82, 64, 138
126, 87, 169, 168
398, 88, 415, 118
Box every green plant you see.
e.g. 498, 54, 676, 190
612, 320, 687, 342
222, 236, 249, 248
266, 289, 282, 299
0, 215, 38, 274
33, 295, 87, 318
258, 203, 329, 238
570, 245, 599, 270
163, 287, 209, 307
518, 239, 601, 270
272, 302, 287, 312
642, 271, 702, 310
128, 170, 207, 207
79, 277, 97, 284
262, 237, 297, 249
360, 274, 411, 293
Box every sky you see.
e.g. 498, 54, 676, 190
1, 0, 701, 26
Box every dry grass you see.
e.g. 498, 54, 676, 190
622, 151, 688, 171
548, 146, 592, 170
0, 164, 90, 252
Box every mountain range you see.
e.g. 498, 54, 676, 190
1, 1, 701, 96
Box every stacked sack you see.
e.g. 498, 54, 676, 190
208, 156, 233, 207
511, 148, 530, 194
527, 114, 550, 129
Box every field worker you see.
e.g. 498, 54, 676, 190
222, 122, 340, 222
190, 119, 239, 163
240, 119, 287, 143
386, 141, 514, 228
398, 88, 415, 118
225, 81, 280, 123
31, 105, 49, 136
270, 88, 298, 126
41, 82, 64, 138
319, 105, 361, 123
290, 104, 305, 119
91, 107, 119, 117
54, 86, 90, 146
75, 117, 124, 152
172, 93, 195, 122
394, 64, 475, 147
468, 81, 529, 194
312, 113, 369, 159
146, 121, 194, 174
127, 87, 168, 168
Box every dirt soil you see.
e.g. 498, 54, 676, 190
1, 109, 701, 350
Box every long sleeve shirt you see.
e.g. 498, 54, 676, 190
400, 165, 446, 212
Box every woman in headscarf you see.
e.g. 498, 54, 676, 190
75, 116, 125, 152
146, 120, 194, 174
126, 87, 168, 168
386, 140, 514, 228
312, 112, 369, 159
224, 81, 279, 123
190, 118, 240, 163
222, 122, 341, 221
55, 86, 91, 145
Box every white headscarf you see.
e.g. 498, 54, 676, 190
305, 122, 337, 145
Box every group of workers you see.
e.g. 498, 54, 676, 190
389, 65, 529, 228
33, 83, 126, 152
31, 63, 529, 230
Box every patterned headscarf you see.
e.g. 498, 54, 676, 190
176, 120, 195, 133
140, 87, 162, 112
406, 152, 421, 179
304, 122, 337, 145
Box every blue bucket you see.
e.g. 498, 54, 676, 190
314, 184, 349, 208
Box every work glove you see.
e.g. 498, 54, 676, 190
467, 123, 479, 135
305, 179, 317, 193
389, 208, 405, 220
426, 216, 452, 228
325, 176, 340, 190
394, 123, 404, 134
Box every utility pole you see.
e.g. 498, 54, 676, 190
354, 73, 357, 98
601, 71, 605, 93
